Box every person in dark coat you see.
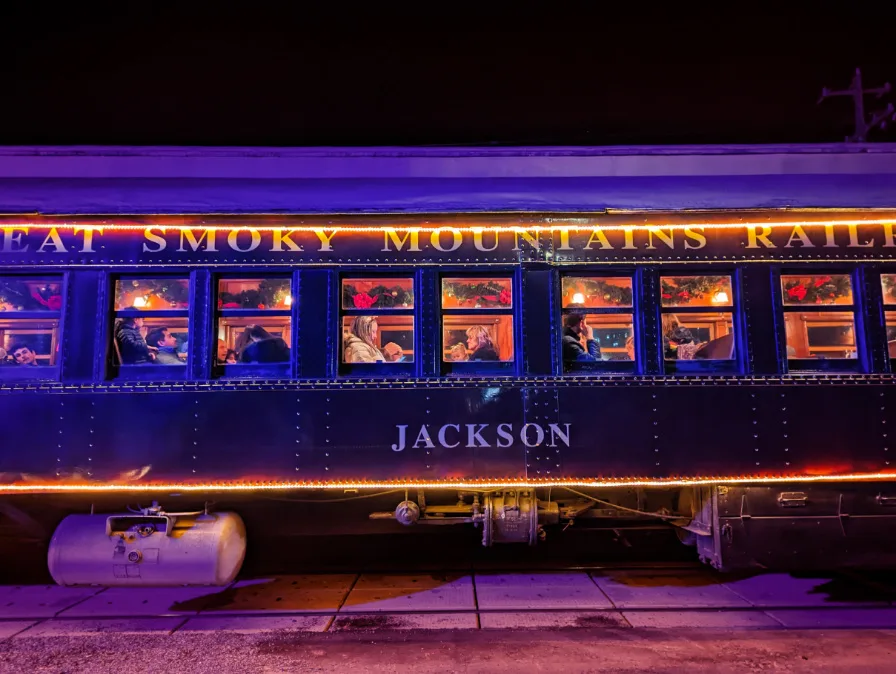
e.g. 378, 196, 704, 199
145, 327, 183, 365
662, 314, 697, 360
238, 325, 290, 363
115, 317, 154, 365
465, 325, 500, 361
562, 313, 601, 364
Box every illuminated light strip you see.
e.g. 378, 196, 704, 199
2, 472, 896, 493
1, 219, 896, 233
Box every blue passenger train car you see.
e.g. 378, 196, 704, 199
2, 144, 896, 577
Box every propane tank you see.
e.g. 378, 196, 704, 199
48, 507, 246, 586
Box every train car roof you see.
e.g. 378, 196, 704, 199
0, 143, 895, 213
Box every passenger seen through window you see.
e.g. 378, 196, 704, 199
344, 316, 405, 363
659, 275, 735, 364
340, 277, 415, 369
0, 276, 62, 369
560, 275, 635, 371
441, 277, 514, 367
562, 313, 601, 363
234, 324, 290, 363
216, 278, 292, 366
112, 277, 190, 369
451, 325, 499, 361
9, 343, 38, 366
114, 316, 189, 366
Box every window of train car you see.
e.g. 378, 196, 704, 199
880, 273, 896, 363
659, 274, 737, 373
0, 276, 63, 378
441, 276, 514, 374
560, 275, 635, 373
111, 277, 190, 377
340, 276, 415, 375
216, 277, 292, 376
780, 273, 857, 371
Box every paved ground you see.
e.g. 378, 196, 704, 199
2, 570, 896, 672
4, 628, 896, 673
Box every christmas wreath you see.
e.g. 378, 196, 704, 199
660, 276, 729, 306
563, 278, 633, 306
117, 279, 190, 310
0, 279, 63, 312
781, 275, 851, 305
218, 279, 291, 310
342, 283, 414, 309
442, 280, 511, 308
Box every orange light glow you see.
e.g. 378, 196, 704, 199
0, 216, 895, 233
2, 472, 896, 494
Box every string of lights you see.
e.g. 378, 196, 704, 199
1, 216, 896, 233
3, 471, 896, 494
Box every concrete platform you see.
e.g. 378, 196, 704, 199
59, 587, 217, 617
592, 570, 751, 609
197, 576, 353, 614
474, 572, 613, 610
342, 574, 475, 612
0, 585, 103, 619
721, 573, 889, 607
2, 570, 896, 640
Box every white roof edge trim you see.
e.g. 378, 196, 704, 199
0, 147, 894, 180
0, 143, 896, 157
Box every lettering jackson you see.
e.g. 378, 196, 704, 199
391, 422, 572, 452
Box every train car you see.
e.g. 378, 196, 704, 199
1, 144, 896, 583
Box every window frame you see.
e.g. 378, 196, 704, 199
338, 271, 417, 377
439, 270, 517, 376
213, 273, 295, 379
878, 268, 896, 369
657, 268, 742, 375
776, 267, 864, 374
559, 271, 637, 375
0, 273, 66, 381
109, 274, 191, 381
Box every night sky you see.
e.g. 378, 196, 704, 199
2, 7, 895, 147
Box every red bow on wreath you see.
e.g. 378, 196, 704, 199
353, 293, 377, 309
787, 285, 807, 301
31, 291, 63, 311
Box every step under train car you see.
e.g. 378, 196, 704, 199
1, 144, 896, 584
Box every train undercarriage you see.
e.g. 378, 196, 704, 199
367, 483, 896, 570
4, 482, 896, 585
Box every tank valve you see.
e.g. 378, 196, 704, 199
137, 524, 155, 537
394, 501, 420, 526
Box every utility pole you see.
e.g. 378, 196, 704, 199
818, 68, 895, 142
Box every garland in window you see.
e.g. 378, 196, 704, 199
661, 276, 729, 306
219, 280, 291, 310
118, 279, 190, 309
0, 279, 62, 311
782, 275, 852, 305
442, 280, 511, 308
882, 275, 896, 303
343, 283, 414, 309
565, 278, 633, 306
